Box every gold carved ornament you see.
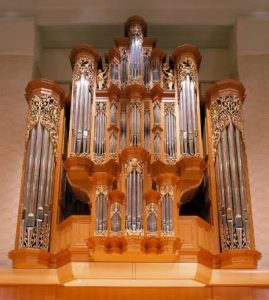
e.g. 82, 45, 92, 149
210, 95, 244, 161
125, 158, 144, 175
177, 57, 198, 89
73, 57, 95, 89
95, 185, 109, 196
160, 185, 174, 197
26, 93, 61, 159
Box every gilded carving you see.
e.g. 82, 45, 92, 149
160, 185, 174, 196
73, 57, 95, 88
177, 57, 198, 87
125, 158, 144, 175
26, 93, 61, 158
210, 95, 244, 160
96, 185, 109, 196
146, 203, 158, 218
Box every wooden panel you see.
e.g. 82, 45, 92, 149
252, 288, 269, 300
0, 286, 17, 300
213, 287, 252, 300
56, 287, 213, 300
53, 216, 90, 253
0, 286, 269, 299
177, 216, 214, 252
17, 286, 56, 300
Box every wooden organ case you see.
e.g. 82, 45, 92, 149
9, 16, 261, 286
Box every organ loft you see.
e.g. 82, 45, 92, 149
9, 16, 261, 283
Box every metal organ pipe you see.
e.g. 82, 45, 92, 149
179, 75, 198, 155
73, 74, 91, 154
161, 193, 173, 234
126, 167, 143, 234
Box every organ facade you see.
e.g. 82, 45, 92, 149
9, 16, 260, 280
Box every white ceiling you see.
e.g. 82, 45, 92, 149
0, 0, 268, 50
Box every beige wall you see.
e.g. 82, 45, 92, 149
238, 54, 269, 269
0, 18, 35, 267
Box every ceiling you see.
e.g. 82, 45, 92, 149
0, 0, 268, 50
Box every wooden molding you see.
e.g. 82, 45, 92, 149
107, 84, 121, 101
171, 44, 201, 68
144, 190, 160, 205
25, 78, 68, 108
124, 83, 146, 98
124, 15, 147, 36
120, 147, 149, 162
150, 84, 164, 101
215, 249, 261, 269
151, 47, 166, 62
105, 46, 120, 61
70, 44, 100, 67
8, 248, 54, 269
108, 190, 125, 205
205, 79, 246, 105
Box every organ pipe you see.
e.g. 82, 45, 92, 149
19, 81, 65, 250
172, 45, 201, 157
70, 46, 99, 157
125, 159, 144, 235
208, 82, 252, 250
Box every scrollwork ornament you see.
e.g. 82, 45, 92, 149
146, 203, 158, 218
177, 57, 198, 88
96, 185, 109, 196
164, 102, 175, 115
26, 93, 61, 158
160, 185, 174, 196
73, 57, 95, 87
110, 203, 122, 218
129, 98, 142, 110
125, 158, 144, 175
210, 95, 244, 161
129, 24, 143, 38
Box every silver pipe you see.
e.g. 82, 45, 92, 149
76, 76, 84, 153
44, 141, 54, 208
186, 75, 194, 154
220, 130, 234, 247
182, 80, 188, 153
73, 80, 80, 153
137, 172, 141, 230
37, 128, 50, 218
100, 111, 104, 155
127, 174, 131, 229
179, 88, 184, 154
227, 123, 242, 229
137, 103, 140, 145
190, 80, 198, 154
235, 128, 248, 241
131, 171, 137, 230
29, 122, 43, 219
95, 112, 98, 156
82, 77, 89, 153
24, 126, 37, 216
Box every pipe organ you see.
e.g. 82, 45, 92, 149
9, 16, 261, 272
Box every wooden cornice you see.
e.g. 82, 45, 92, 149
70, 44, 101, 67
105, 46, 120, 61
205, 79, 246, 106
25, 78, 68, 108
171, 44, 202, 69
124, 15, 148, 36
